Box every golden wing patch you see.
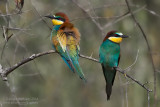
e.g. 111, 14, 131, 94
57, 31, 67, 52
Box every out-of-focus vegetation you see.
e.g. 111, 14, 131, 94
0, 0, 160, 107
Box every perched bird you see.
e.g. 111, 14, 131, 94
45, 12, 86, 81
99, 31, 128, 100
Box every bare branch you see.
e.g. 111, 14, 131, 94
0, 50, 152, 92
125, 80, 129, 107
124, 49, 139, 72
103, 5, 146, 29
72, 0, 104, 35
148, 91, 150, 107
70, 15, 126, 22
125, 0, 157, 105
18, 72, 40, 77
3, 50, 56, 77
116, 67, 152, 92
79, 54, 99, 63
92, 3, 144, 10
0, 27, 31, 31
0, 9, 32, 17
30, 2, 52, 30
144, 8, 160, 18
79, 55, 151, 93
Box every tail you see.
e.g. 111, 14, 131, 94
62, 56, 75, 73
61, 56, 86, 82
106, 83, 112, 100
102, 64, 116, 100
72, 60, 86, 82
65, 47, 86, 82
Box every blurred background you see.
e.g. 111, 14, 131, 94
0, 0, 160, 107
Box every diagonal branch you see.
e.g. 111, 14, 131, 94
30, 2, 52, 30
0, 50, 152, 92
72, 0, 104, 35
125, 0, 156, 105
1, 50, 56, 80
116, 67, 152, 92
80, 54, 152, 92
103, 5, 146, 29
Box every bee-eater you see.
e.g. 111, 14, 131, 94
99, 31, 128, 100
45, 12, 86, 81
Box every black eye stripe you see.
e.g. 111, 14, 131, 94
55, 17, 65, 22
115, 34, 121, 37
55, 18, 60, 20
108, 34, 117, 37
108, 34, 121, 37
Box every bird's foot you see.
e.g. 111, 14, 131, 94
113, 67, 117, 70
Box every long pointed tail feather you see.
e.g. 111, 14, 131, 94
106, 83, 112, 100
61, 57, 75, 73
72, 60, 86, 82
102, 64, 116, 100
61, 56, 86, 82
66, 47, 86, 82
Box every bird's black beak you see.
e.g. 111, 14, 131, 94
44, 15, 55, 19
121, 35, 129, 38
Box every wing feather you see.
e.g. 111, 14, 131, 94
57, 30, 67, 52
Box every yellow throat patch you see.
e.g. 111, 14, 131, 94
52, 19, 64, 25
108, 37, 122, 43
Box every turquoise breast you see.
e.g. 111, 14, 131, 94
99, 39, 120, 67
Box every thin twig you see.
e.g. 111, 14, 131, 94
147, 91, 150, 107
125, 0, 157, 105
1, 42, 7, 60
87, 3, 127, 10
118, 74, 125, 107
124, 49, 139, 72
144, 8, 160, 18
1, 33, 13, 59
1, 0, 10, 62
103, 5, 146, 29
87, 3, 142, 11
0, 9, 32, 17
0, 27, 31, 31
18, 72, 40, 77
72, 0, 104, 35
30, 2, 52, 30
125, 80, 129, 107
70, 15, 126, 22
116, 67, 152, 92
